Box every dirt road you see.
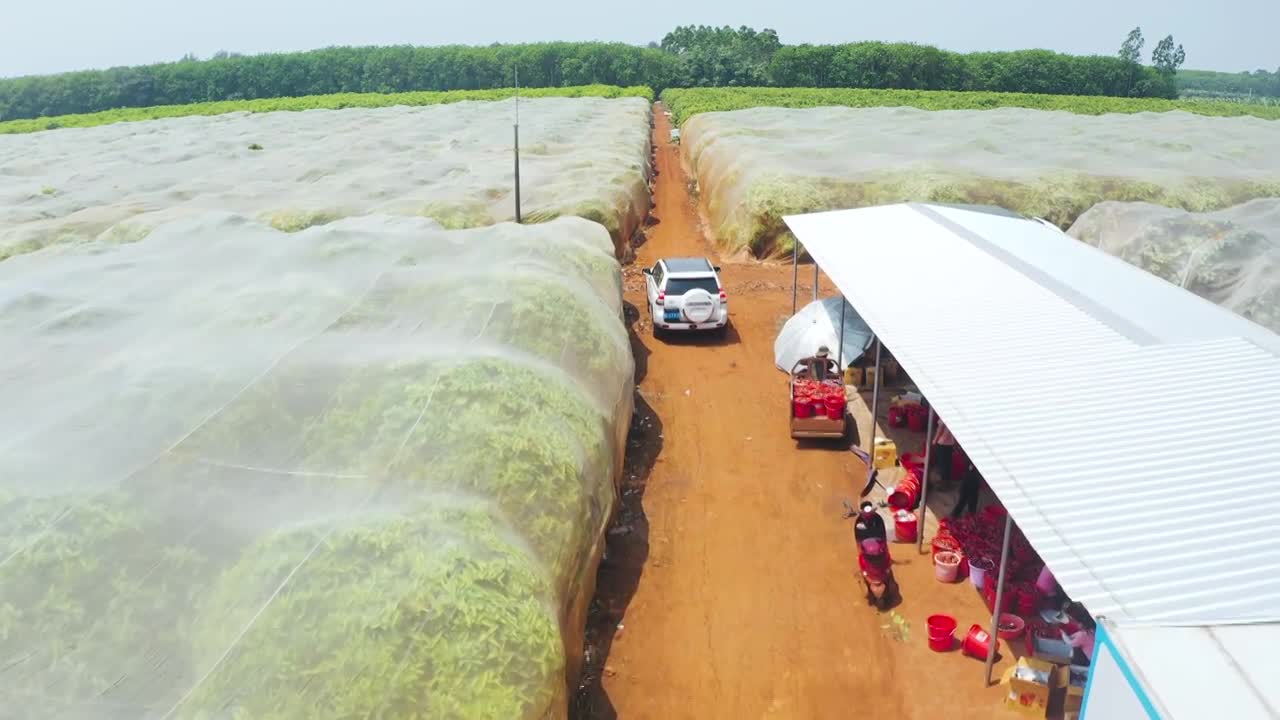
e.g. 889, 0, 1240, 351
576, 107, 1008, 720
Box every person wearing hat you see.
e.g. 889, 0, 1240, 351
806, 345, 840, 382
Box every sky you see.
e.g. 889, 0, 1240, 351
2, 0, 1277, 78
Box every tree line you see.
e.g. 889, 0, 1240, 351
0, 26, 1198, 122
1177, 68, 1280, 99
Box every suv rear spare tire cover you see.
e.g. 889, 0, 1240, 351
682, 289, 716, 323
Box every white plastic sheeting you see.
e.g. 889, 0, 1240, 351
773, 296, 873, 373
683, 106, 1280, 256
1070, 198, 1280, 334
0, 97, 652, 261
0, 214, 633, 719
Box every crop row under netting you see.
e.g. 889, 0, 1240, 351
680, 105, 1280, 258
0, 213, 634, 719
0, 96, 653, 262
1069, 198, 1280, 334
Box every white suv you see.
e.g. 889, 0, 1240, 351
643, 257, 729, 337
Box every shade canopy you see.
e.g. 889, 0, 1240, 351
785, 202, 1280, 718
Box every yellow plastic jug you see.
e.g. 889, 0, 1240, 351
873, 437, 898, 470
844, 366, 863, 386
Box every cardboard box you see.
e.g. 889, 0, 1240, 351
1000, 657, 1062, 717
1062, 664, 1088, 714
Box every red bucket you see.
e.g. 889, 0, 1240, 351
888, 473, 920, 510
793, 398, 812, 418
825, 393, 846, 420
962, 624, 998, 659
932, 534, 960, 557
927, 614, 957, 652
893, 510, 918, 543
888, 405, 907, 427
900, 451, 925, 478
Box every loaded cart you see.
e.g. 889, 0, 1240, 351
789, 354, 849, 440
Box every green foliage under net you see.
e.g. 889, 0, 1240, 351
182, 506, 563, 720
661, 87, 1280, 125
0, 85, 654, 135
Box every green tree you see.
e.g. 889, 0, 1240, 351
1118, 26, 1145, 65
1151, 35, 1186, 75
660, 25, 781, 86
1118, 26, 1145, 95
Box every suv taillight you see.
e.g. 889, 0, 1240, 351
657, 291, 665, 307
719, 289, 727, 301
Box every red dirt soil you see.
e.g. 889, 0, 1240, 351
574, 106, 1013, 720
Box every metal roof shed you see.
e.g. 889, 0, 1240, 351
783, 202, 1280, 719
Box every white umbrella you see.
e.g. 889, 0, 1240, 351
774, 296, 873, 373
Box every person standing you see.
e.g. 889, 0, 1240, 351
951, 458, 982, 518
931, 418, 956, 487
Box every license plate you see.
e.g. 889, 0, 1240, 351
664, 310, 680, 322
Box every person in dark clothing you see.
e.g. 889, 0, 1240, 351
854, 501, 888, 548
851, 502, 897, 608
951, 460, 982, 518
931, 420, 956, 487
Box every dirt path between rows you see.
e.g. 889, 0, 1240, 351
575, 106, 1009, 720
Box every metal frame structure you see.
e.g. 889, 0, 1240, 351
789, 239, 1019, 687
782, 201, 1280, 708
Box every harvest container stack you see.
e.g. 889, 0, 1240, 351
0, 214, 633, 719
928, 503, 1091, 717
791, 378, 847, 420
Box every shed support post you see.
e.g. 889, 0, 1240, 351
812, 262, 819, 302
837, 296, 848, 367
917, 407, 934, 554
792, 240, 799, 315
865, 339, 882, 487
985, 513, 1015, 686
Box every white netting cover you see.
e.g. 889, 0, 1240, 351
1069, 198, 1280, 334
0, 97, 652, 261
680, 106, 1280, 257
0, 214, 634, 719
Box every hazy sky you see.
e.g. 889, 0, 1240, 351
3, 0, 1277, 78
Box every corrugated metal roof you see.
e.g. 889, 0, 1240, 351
783, 202, 1280, 625
1107, 620, 1280, 719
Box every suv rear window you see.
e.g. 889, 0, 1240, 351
665, 278, 720, 296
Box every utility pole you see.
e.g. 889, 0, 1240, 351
513, 66, 522, 224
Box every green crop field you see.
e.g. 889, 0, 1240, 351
660, 87, 1280, 125
0, 85, 653, 135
